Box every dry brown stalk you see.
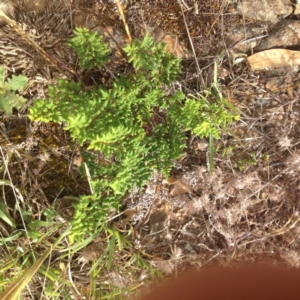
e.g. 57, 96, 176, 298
176, 0, 205, 87
115, 0, 132, 43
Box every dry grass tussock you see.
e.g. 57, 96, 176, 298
0, 0, 300, 298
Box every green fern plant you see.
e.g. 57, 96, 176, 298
29, 28, 239, 242
0, 66, 28, 116
68, 27, 110, 69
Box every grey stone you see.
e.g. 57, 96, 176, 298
256, 20, 300, 51
237, 0, 292, 24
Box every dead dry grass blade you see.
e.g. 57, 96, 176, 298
176, 0, 205, 87
115, 0, 132, 43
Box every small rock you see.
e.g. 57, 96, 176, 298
295, 3, 300, 15
237, 0, 292, 24
148, 211, 169, 239
92, 26, 129, 58
256, 20, 300, 51
183, 243, 197, 255
227, 24, 267, 53
147, 27, 191, 58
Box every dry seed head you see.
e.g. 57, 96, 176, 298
192, 198, 203, 210
286, 153, 300, 171
195, 140, 208, 151
281, 250, 300, 268
78, 247, 98, 265
165, 231, 173, 241
214, 189, 226, 200
151, 260, 174, 275
171, 245, 183, 260
38, 152, 50, 163
193, 194, 210, 210
277, 135, 292, 151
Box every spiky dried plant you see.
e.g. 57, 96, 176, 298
277, 135, 293, 151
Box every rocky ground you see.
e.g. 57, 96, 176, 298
1, 0, 300, 299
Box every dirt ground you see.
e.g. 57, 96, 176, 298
1, 0, 300, 299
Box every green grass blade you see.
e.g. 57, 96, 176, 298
87, 246, 109, 275
209, 132, 214, 173
0, 180, 11, 186
0, 248, 51, 300
0, 203, 15, 228
107, 235, 115, 270
0, 231, 22, 246
222, 98, 240, 116
59, 232, 99, 254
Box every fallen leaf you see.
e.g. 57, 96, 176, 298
247, 49, 300, 70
